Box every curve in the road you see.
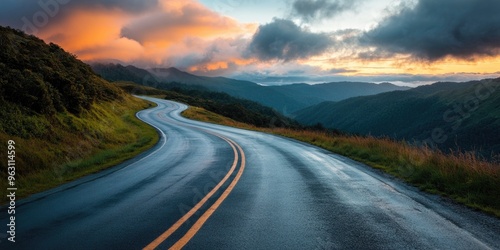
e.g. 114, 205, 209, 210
144, 134, 245, 250
1, 97, 498, 250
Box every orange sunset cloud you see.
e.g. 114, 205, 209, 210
37, 9, 143, 62
33, 0, 256, 68
2, 0, 497, 81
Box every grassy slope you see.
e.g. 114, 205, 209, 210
0, 27, 160, 202
0, 95, 158, 201
182, 106, 500, 217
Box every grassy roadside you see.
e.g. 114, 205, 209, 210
182, 106, 500, 217
0, 95, 159, 202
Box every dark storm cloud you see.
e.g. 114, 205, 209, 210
361, 0, 500, 61
0, 0, 158, 31
247, 19, 332, 61
292, 0, 361, 22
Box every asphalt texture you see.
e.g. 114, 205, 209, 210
1, 97, 499, 249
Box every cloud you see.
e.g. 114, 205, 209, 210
329, 68, 357, 74
246, 18, 332, 61
120, 0, 251, 46
291, 0, 362, 22
0, 0, 256, 75
0, 0, 158, 32
79, 0, 159, 13
166, 37, 253, 76
24, 7, 150, 64
73, 37, 144, 62
361, 0, 500, 61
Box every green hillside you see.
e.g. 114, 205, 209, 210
115, 81, 299, 128
0, 26, 158, 200
0, 28, 123, 115
294, 79, 500, 158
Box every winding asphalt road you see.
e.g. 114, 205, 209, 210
1, 97, 499, 249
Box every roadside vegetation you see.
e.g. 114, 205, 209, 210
0, 95, 158, 202
0, 26, 159, 202
182, 106, 500, 218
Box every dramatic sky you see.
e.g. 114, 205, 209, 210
1, 0, 500, 85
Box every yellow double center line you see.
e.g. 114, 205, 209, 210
143, 134, 246, 250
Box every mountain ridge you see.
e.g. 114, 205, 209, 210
91, 63, 408, 114
294, 78, 500, 157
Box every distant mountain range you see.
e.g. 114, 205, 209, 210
294, 79, 500, 157
267, 82, 410, 112
90, 63, 500, 157
91, 63, 408, 114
